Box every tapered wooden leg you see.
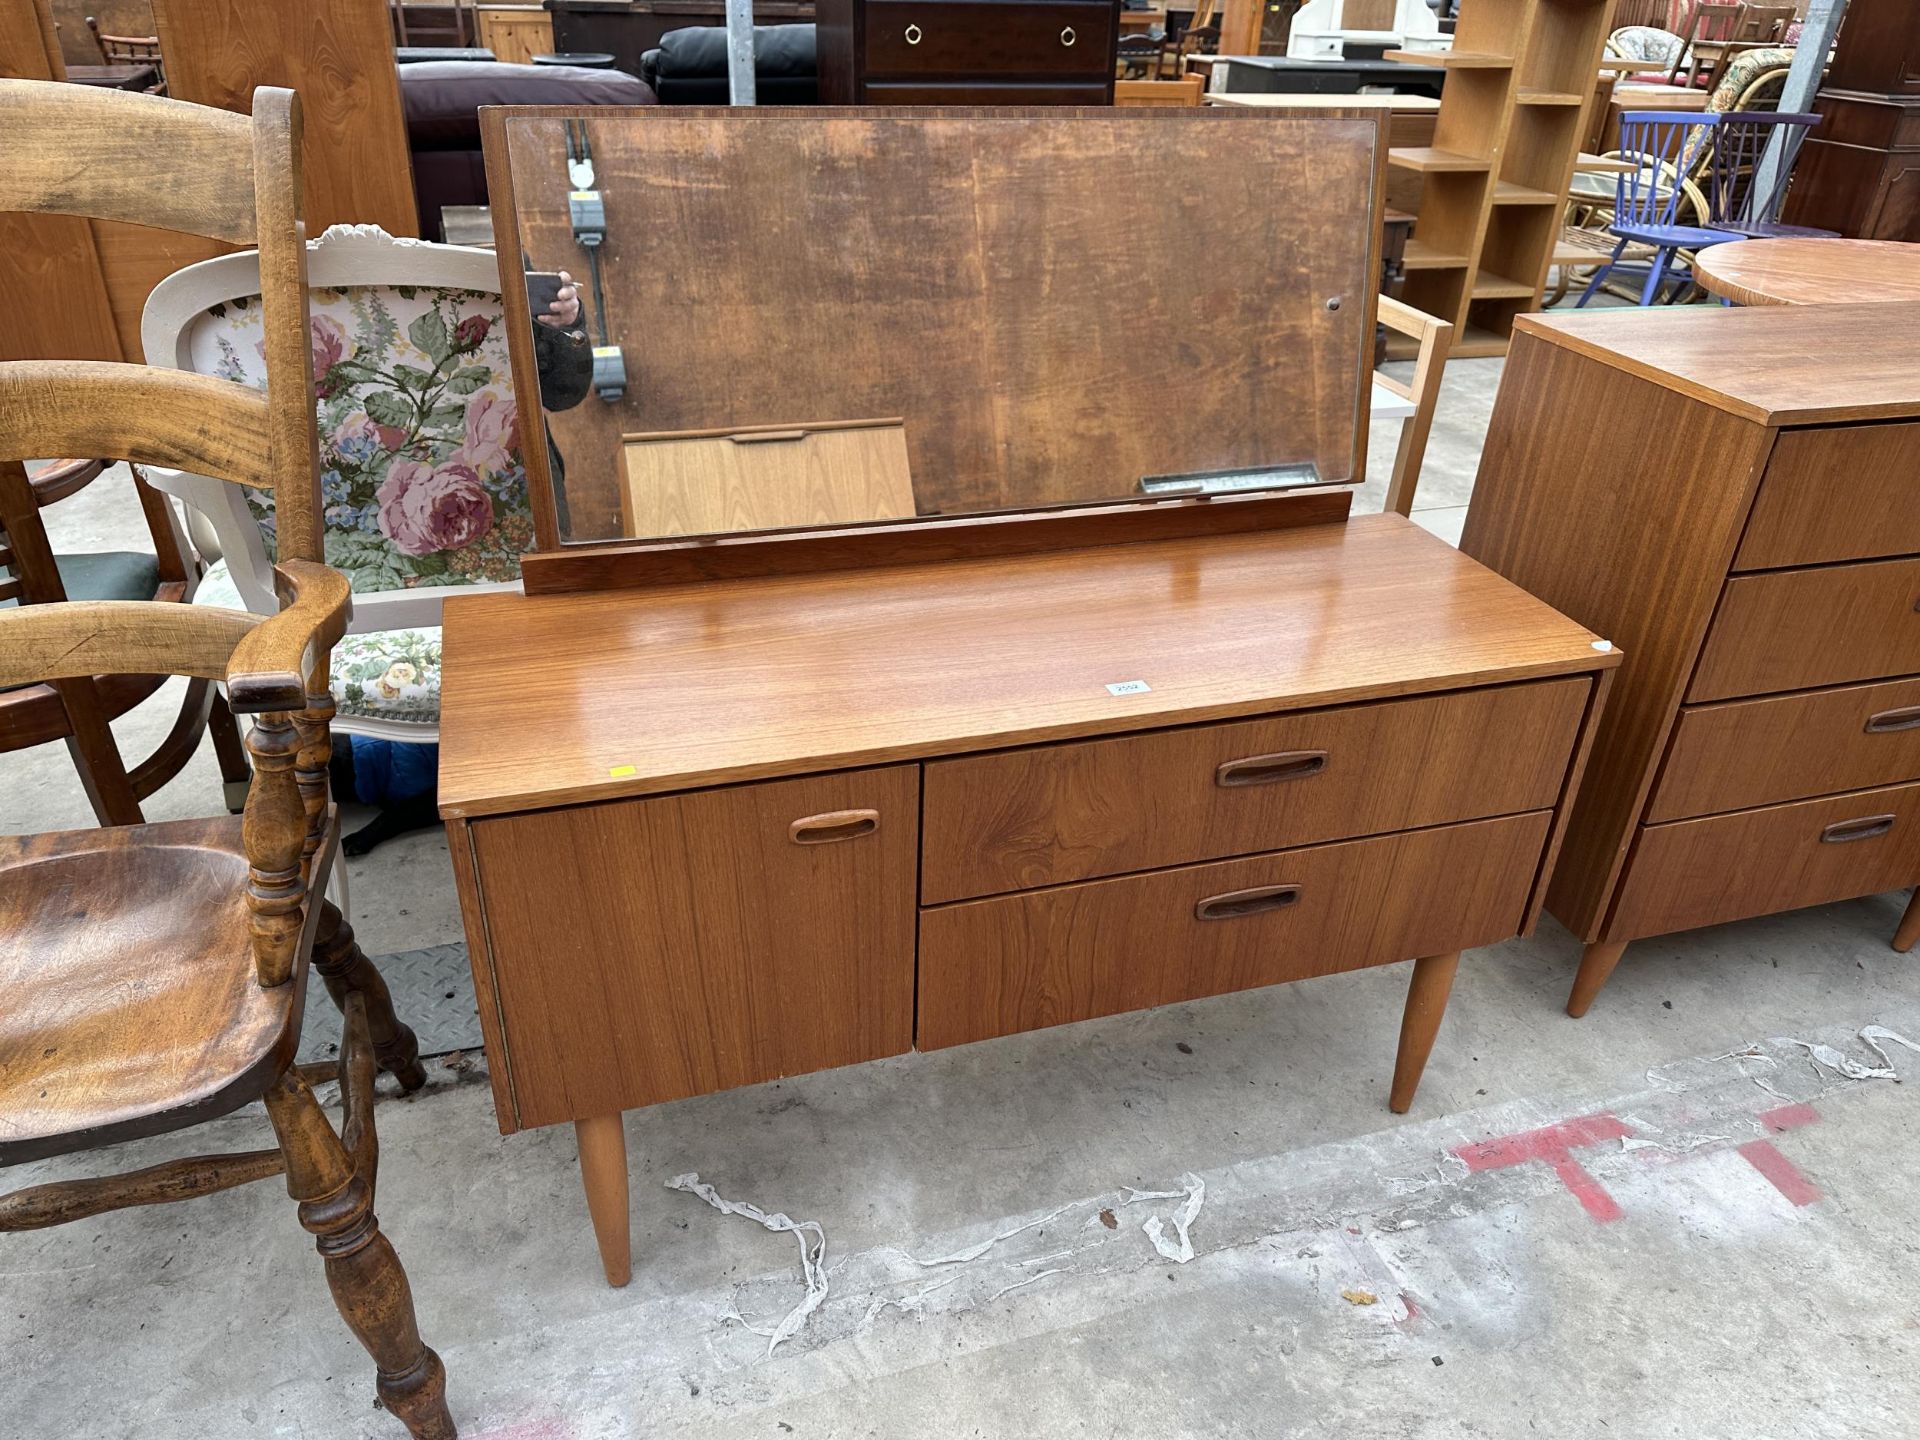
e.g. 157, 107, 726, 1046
1389, 951, 1460, 1115
314, 902, 427, 1093
207, 691, 252, 812
576, 1113, 632, 1288
1566, 940, 1629, 1019
264, 1071, 455, 1440
1895, 890, 1920, 954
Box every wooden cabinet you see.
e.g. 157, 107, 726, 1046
475, 4, 555, 62
1780, 0, 1920, 241
815, 0, 1119, 104
1461, 303, 1920, 1015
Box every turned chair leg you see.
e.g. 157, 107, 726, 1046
1895, 890, 1920, 955
1566, 940, 1629, 1019
576, 1113, 632, 1288
1390, 951, 1460, 1114
314, 902, 427, 1092
263, 1070, 455, 1440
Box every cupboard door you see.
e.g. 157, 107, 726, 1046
471, 767, 918, 1128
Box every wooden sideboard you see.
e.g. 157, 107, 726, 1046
1781, 0, 1920, 241
1461, 303, 1920, 1016
440, 499, 1618, 1284
815, 0, 1120, 104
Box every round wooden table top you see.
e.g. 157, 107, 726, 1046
1694, 238, 1920, 307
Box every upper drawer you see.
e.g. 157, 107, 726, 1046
862, 0, 1111, 76
920, 678, 1588, 902
1735, 424, 1920, 571
1649, 676, 1920, 822
1690, 557, 1920, 702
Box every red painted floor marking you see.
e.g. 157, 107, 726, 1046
1453, 1112, 1632, 1223
1758, 1101, 1820, 1133
1737, 1140, 1821, 1206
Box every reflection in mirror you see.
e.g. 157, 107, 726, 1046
500, 108, 1379, 547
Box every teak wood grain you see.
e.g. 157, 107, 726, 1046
467, 767, 919, 1130
1649, 677, 1920, 823
1459, 328, 1772, 940
920, 677, 1589, 902
1609, 781, 1920, 943
1733, 422, 1920, 571
916, 811, 1552, 1050
438, 514, 1617, 819
1690, 557, 1920, 703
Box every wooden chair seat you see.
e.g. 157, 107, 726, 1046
0, 815, 318, 1166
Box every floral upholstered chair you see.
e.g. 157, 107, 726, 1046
142, 226, 533, 748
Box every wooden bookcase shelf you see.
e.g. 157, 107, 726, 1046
1398, 0, 1615, 357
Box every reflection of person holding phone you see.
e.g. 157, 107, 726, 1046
530, 267, 592, 534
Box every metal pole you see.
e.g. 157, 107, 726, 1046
726, 0, 757, 105
1749, 0, 1847, 221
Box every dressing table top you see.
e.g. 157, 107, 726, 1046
438, 512, 1617, 818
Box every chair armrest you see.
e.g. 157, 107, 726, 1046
27, 458, 106, 506
225, 561, 352, 713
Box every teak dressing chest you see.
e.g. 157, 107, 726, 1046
1461, 302, 1920, 1015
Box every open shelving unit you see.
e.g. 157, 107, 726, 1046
1385, 0, 1618, 357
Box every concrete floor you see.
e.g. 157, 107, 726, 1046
6, 355, 1920, 1439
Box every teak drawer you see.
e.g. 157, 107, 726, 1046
467, 767, 918, 1129
1690, 557, 1920, 702
920, 679, 1588, 903
1735, 424, 1920, 571
1648, 676, 1920, 822
1610, 780, 1920, 942
917, 811, 1553, 1050
861, 0, 1111, 75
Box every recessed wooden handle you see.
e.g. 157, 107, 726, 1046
1194, 884, 1301, 921
1821, 814, 1896, 844
789, 809, 880, 845
729, 429, 808, 444
1865, 705, 1920, 734
1215, 750, 1329, 788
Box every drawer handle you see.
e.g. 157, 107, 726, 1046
1060, 25, 1076, 44
729, 429, 808, 445
1216, 750, 1329, 788
1195, 884, 1301, 921
1821, 814, 1896, 845
789, 809, 880, 845
1866, 705, 1920, 734
904, 22, 922, 43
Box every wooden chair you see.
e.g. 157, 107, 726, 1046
1373, 294, 1452, 516
0, 78, 455, 1440
1, 456, 251, 823
83, 14, 166, 91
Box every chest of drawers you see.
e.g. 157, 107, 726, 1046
815, 0, 1120, 104
438, 503, 1616, 1284
1460, 303, 1920, 1016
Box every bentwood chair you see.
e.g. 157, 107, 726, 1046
0, 79, 455, 1439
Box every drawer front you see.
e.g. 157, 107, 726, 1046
1690, 557, 1920, 702
861, 79, 1112, 103
1735, 424, 1920, 571
470, 767, 918, 1129
862, 1, 1112, 77
917, 811, 1553, 1049
921, 679, 1588, 903
1611, 780, 1920, 942
1649, 676, 1920, 822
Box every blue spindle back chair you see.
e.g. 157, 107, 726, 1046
1576, 111, 1744, 307
1706, 111, 1839, 240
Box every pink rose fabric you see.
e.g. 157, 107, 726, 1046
332, 411, 409, 456
454, 314, 491, 351
311, 316, 349, 394
461, 390, 520, 477
376, 458, 494, 556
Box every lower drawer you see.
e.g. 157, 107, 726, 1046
861, 79, 1111, 103
1648, 675, 1920, 821
1611, 780, 1920, 942
916, 811, 1552, 1049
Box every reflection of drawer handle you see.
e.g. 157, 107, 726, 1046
1821, 814, 1896, 844
1195, 884, 1301, 920
1060, 25, 1076, 44
790, 809, 880, 844
904, 22, 922, 43
1216, 750, 1329, 788
1867, 705, 1920, 733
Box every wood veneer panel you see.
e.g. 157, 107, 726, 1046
1459, 329, 1772, 939
1610, 780, 1920, 943
917, 811, 1553, 1050
1734, 422, 1920, 571
439, 514, 1616, 818
922, 677, 1588, 902
1649, 676, 1920, 823
470, 767, 918, 1130
1691, 557, 1920, 702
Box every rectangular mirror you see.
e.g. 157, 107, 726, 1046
489, 107, 1381, 548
